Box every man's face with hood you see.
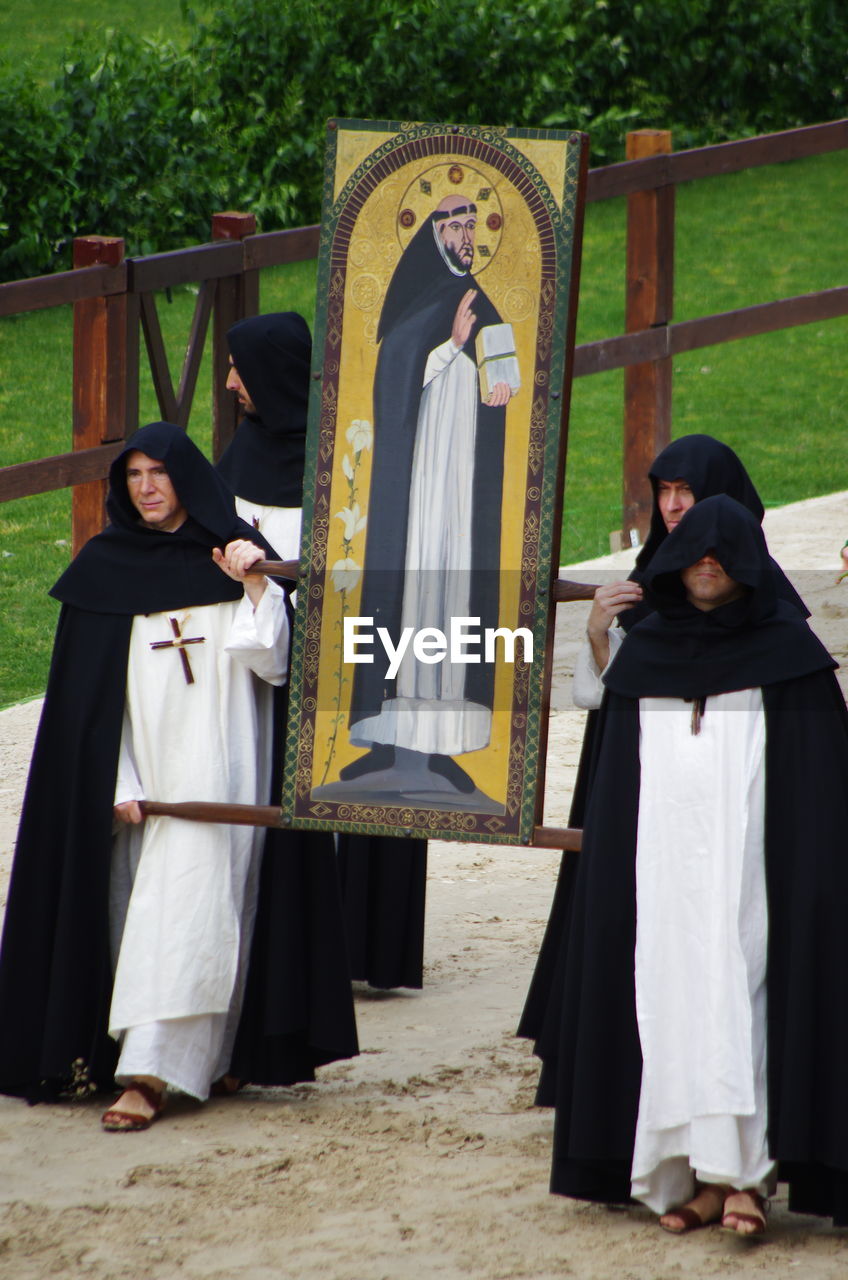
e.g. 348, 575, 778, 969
125, 451, 187, 532
226, 356, 258, 416
435, 196, 477, 272
681, 552, 745, 612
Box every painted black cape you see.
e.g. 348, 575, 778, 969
349, 216, 506, 730
0, 424, 357, 1099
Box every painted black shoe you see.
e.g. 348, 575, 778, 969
427, 754, 476, 793
339, 744, 395, 780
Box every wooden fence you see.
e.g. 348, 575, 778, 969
1, 119, 846, 556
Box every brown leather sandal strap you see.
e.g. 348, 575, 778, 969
124, 1079, 165, 1111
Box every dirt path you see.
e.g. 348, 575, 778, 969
1, 492, 847, 1279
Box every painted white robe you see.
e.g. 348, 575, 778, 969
108, 581, 288, 1097
630, 688, 775, 1211
353, 339, 492, 756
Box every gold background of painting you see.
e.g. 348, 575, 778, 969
312, 133, 570, 803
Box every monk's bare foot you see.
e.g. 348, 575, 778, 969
102, 1077, 166, 1132
210, 1074, 244, 1097
721, 1189, 768, 1236
659, 1182, 729, 1234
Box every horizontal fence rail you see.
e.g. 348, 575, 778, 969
1, 120, 846, 523
4, 119, 845, 319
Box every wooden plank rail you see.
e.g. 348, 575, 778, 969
0, 262, 127, 316
585, 118, 848, 202
5, 279, 845, 507
573, 284, 848, 377
0, 444, 126, 502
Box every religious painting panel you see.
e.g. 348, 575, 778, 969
283, 118, 588, 845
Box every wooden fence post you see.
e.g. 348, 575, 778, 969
72, 235, 135, 556
211, 212, 258, 460
621, 129, 674, 547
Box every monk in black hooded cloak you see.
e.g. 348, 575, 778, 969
218, 311, 311, 562
0, 422, 357, 1118
536, 495, 848, 1231
218, 313, 428, 991
519, 434, 806, 1048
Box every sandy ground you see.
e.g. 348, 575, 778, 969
1, 492, 847, 1280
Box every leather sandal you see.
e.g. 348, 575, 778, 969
721, 1190, 769, 1236
659, 1183, 730, 1235
102, 1079, 166, 1132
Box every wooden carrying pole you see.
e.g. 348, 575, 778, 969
139, 568, 599, 850
139, 800, 584, 852
251, 562, 599, 604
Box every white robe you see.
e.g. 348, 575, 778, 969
352, 339, 491, 756
571, 625, 624, 710
630, 688, 775, 1211
234, 495, 302, 564
108, 582, 288, 1098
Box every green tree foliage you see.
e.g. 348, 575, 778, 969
1, 0, 845, 280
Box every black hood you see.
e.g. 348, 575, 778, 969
217, 312, 312, 507
52, 422, 278, 616
620, 434, 807, 628
605, 495, 833, 700
635, 434, 765, 572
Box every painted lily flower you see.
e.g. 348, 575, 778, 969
335, 503, 367, 542
331, 556, 362, 592
346, 418, 373, 454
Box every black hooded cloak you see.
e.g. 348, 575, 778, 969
217, 307, 428, 991
534, 498, 848, 1223
0, 423, 357, 1100
518, 435, 807, 1046
217, 312, 311, 508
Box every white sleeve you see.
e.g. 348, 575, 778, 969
114, 706, 146, 806
225, 578, 290, 686
572, 625, 625, 710
423, 338, 462, 387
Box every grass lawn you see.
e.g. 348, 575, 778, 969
0, 1, 204, 84
1, 150, 846, 704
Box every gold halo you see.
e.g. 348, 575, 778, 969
396, 162, 505, 274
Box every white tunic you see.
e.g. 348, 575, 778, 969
630, 688, 775, 1211
108, 583, 288, 1095
571, 625, 624, 710
234, 495, 302, 563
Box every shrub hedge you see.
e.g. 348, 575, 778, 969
1, 0, 845, 280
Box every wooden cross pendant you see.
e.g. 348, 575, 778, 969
150, 615, 205, 684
